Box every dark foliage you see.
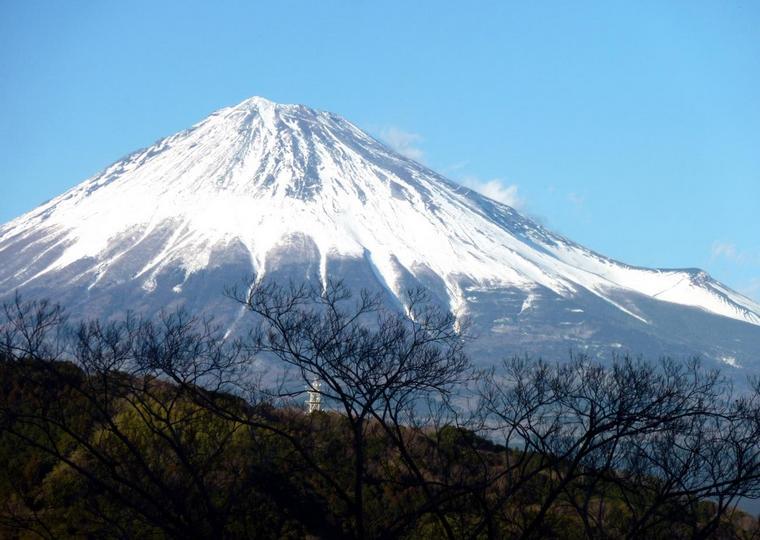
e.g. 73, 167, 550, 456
1, 287, 759, 539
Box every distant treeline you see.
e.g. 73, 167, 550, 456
1, 282, 759, 539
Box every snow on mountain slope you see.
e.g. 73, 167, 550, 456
2, 96, 758, 328
0, 96, 759, 374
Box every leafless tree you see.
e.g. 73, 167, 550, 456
222, 279, 472, 538
479, 354, 760, 539
2, 288, 760, 539
0, 295, 275, 538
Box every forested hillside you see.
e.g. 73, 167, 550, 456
1, 284, 759, 538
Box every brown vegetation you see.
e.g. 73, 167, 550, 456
1, 283, 759, 539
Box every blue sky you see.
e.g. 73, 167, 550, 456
1, 1, 758, 299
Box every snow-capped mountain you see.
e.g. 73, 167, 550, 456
1, 97, 759, 374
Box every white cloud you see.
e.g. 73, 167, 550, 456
711, 241, 741, 262
710, 242, 760, 301
378, 126, 523, 209
444, 160, 470, 173
379, 127, 425, 162
710, 241, 760, 264
567, 192, 585, 208
459, 176, 524, 209
741, 278, 760, 302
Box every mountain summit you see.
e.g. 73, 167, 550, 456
1, 97, 759, 373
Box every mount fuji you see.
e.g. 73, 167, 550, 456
1, 97, 759, 375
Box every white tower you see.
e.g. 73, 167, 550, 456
306, 378, 322, 413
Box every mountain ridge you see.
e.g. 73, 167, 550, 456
1, 96, 759, 375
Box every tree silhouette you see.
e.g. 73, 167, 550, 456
1, 289, 760, 539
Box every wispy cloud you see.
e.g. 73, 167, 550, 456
710, 241, 760, 264
710, 242, 760, 301
378, 126, 523, 209
567, 192, 585, 208
741, 278, 760, 301
444, 160, 470, 173
459, 176, 525, 209
379, 127, 425, 162
711, 241, 741, 262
